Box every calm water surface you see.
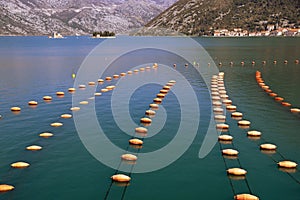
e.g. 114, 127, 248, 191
0, 36, 299, 200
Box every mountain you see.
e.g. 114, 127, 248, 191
146, 0, 300, 35
0, 0, 177, 36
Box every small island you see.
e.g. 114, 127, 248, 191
92, 31, 116, 38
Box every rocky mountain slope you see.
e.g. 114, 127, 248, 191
0, 0, 177, 35
146, 0, 300, 35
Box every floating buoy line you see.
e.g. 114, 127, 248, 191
215, 59, 299, 67
255, 71, 300, 117
212, 71, 299, 199
211, 72, 258, 199
104, 77, 176, 200
0, 64, 160, 194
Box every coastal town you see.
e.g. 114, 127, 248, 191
212, 26, 300, 37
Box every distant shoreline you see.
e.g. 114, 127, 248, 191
0, 35, 299, 38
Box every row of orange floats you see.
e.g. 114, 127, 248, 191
255, 71, 300, 114
212, 71, 298, 199
211, 72, 259, 200
111, 78, 176, 184
218, 59, 299, 67
1, 64, 159, 192
8, 64, 159, 114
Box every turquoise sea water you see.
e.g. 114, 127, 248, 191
0, 36, 299, 200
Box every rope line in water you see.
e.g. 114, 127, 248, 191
212, 72, 260, 199
225, 70, 300, 187
0, 67, 154, 196
255, 71, 300, 117
240, 128, 300, 186
105, 78, 174, 200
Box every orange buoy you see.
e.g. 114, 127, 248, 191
274, 97, 284, 102
111, 174, 131, 182
153, 98, 162, 103
98, 79, 104, 83
212, 101, 222, 107
281, 102, 291, 107
26, 145, 42, 151
11, 161, 30, 168
218, 135, 233, 141
269, 92, 277, 97
284, 60, 288, 64
290, 108, 300, 113
166, 82, 175, 86
160, 89, 168, 94
113, 74, 119, 79
56, 91, 65, 96
226, 105, 237, 111
261, 85, 269, 90
219, 90, 227, 95
106, 76, 112, 81
211, 88, 218, 92
222, 149, 239, 156
214, 115, 226, 121
127, 71, 133, 74
43, 96, 52, 101
70, 107, 80, 111
212, 96, 221, 101
140, 118, 152, 124
295, 59, 299, 64
234, 193, 259, 200
51, 122, 63, 127
139, 67, 145, 71
278, 161, 297, 169
61, 114, 72, 118
28, 101, 38, 106
157, 93, 166, 98
39, 132, 53, 138
68, 88, 76, 93
216, 123, 229, 131
101, 89, 109, 92
211, 92, 219, 96
79, 84, 86, 89
145, 110, 156, 115
238, 120, 251, 126
227, 168, 247, 176
265, 89, 272, 93
163, 86, 171, 90
231, 112, 243, 118
106, 85, 116, 90
95, 93, 102, 96
80, 101, 89, 105
223, 99, 232, 105
247, 130, 261, 137
149, 104, 159, 109
11, 107, 21, 112
213, 107, 224, 113
169, 80, 176, 83
120, 72, 126, 76
260, 143, 277, 150
129, 139, 143, 145
135, 127, 148, 133
121, 154, 137, 161
0, 184, 15, 192
220, 94, 229, 99
133, 69, 139, 73
88, 82, 96, 86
